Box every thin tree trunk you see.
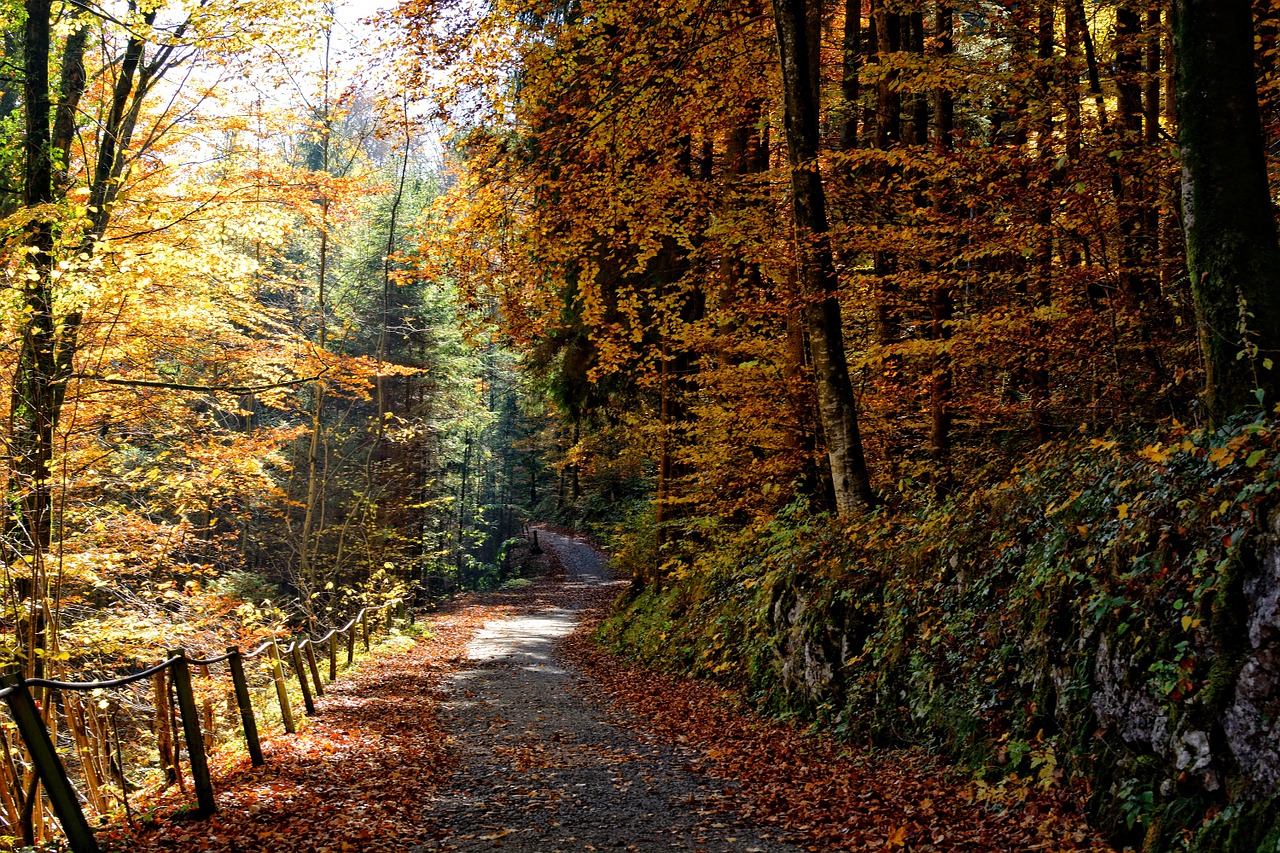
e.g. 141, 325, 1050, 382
871, 0, 900, 350
456, 429, 472, 581
570, 422, 580, 501
1029, 0, 1055, 443
930, 2, 954, 471
376, 96, 413, 457
840, 0, 861, 153
1116, 3, 1156, 305
299, 30, 334, 601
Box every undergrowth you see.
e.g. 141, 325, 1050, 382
599, 414, 1280, 852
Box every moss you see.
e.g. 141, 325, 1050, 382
1198, 549, 1251, 714
1190, 794, 1280, 852
1146, 795, 1211, 852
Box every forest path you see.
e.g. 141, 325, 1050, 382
99, 532, 1107, 853
414, 528, 800, 852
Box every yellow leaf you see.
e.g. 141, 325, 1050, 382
1117, 503, 1130, 520
1138, 443, 1171, 464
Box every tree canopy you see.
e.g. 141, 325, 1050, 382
3, 0, 1280, 848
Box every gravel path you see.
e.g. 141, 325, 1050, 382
413, 529, 801, 853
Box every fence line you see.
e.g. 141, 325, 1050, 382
1, 598, 407, 853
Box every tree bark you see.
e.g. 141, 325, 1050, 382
772, 0, 877, 513
839, 0, 860, 153
1172, 0, 1280, 423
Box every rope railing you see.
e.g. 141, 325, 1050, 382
1, 598, 407, 853
185, 650, 236, 666
241, 639, 278, 660
25, 657, 179, 692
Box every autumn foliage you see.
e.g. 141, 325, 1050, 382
2, 0, 1280, 847
401, 0, 1221, 534
384, 0, 1280, 849
0, 0, 549, 844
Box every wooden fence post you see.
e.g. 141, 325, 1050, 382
0, 676, 99, 853
303, 641, 324, 697
288, 644, 316, 716
362, 610, 370, 651
328, 637, 337, 681
226, 649, 263, 767
267, 642, 295, 734
346, 626, 355, 665
167, 651, 216, 818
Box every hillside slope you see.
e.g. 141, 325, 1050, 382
601, 416, 1280, 851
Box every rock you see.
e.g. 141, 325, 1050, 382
1223, 520, 1280, 796
1175, 730, 1211, 773
770, 580, 847, 704
1092, 519, 1280, 800
1091, 635, 1166, 752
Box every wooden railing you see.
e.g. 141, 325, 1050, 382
0, 599, 407, 853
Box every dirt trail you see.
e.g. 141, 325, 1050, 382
96, 529, 1109, 853
414, 529, 801, 852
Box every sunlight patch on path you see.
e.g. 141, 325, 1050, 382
416, 529, 800, 852
466, 610, 578, 669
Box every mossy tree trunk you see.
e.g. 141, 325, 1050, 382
1173, 0, 1280, 424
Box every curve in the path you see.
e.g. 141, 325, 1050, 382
413, 529, 800, 853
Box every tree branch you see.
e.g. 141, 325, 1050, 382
69, 369, 328, 395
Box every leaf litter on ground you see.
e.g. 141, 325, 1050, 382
100, 546, 1114, 853
560, 577, 1116, 853
97, 580, 562, 853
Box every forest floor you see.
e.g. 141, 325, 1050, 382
99, 530, 1113, 853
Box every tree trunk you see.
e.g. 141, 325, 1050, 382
298, 28, 335, 599
929, 2, 954, 472
870, 0, 900, 350
902, 12, 927, 146
839, 0, 861, 153
772, 0, 877, 513
7, 0, 185, 679
1029, 0, 1055, 443
6, 0, 94, 679
1070, 0, 1109, 128
1116, 3, 1157, 305
1172, 0, 1280, 423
